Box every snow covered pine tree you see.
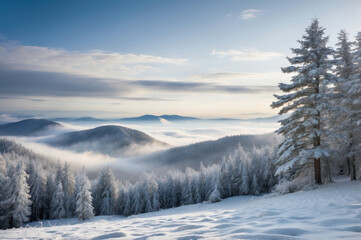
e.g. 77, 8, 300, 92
76, 168, 94, 220
343, 31, 361, 180
11, 163, 32, 228
332, 29, 356, 180
271, 19, 336, 184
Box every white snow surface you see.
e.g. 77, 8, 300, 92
1, 177, 361, 240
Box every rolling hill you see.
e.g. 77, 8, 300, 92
46, 125, 170, 157
0, 118, 62, 136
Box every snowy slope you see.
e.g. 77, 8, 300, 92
2, 178, 361, 240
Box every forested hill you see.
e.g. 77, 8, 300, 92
138, 133, 281, 171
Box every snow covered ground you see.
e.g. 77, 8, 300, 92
2, 177, 361, 240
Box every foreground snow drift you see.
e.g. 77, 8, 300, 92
2, 178, 361, 240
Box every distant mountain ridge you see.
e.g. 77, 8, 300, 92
48, 114, 283, 123
51, 117, 105, 122
0, 119, 62, 136
46, 125, 169, 157
117, 114, 199, 122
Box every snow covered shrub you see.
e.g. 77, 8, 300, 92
273, 179, 295, 194
273, 176, 316, 194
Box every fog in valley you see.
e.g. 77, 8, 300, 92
0, 116, 280, 181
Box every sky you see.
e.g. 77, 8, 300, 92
0, 0, 361, 119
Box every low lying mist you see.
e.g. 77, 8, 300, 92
0, 119, 281, 181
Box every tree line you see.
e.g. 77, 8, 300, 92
0, 144, 276, 229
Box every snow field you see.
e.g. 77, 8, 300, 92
1, 177, 361, 240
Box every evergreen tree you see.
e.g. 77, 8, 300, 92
250, 174, 259, 195
332, 29, 356, 179
93, 166, 117, 215
191, 173, 202, 203
44, 175, 55, 219
208, 174, 221, 203
51, 181, 66, 219
28, 162, 46, 221
62, 162, 76, 217
11, 163, 32, 228
152, 190, 160, 212
342, 32, 361, 180
115, 184, 125, 215
75, 168, 94, 220
55, 161, 63, 185
141, 176, 152, 213
123, 184, 133, 216
199, 162, 207, 201
271, 19, 335, 184
164, 175, 176, 208
148, 174, 160, 212
0, 158, 11, 229
181, 168, 194, 205
132, 185, 142, 215
240, 164, 249, 195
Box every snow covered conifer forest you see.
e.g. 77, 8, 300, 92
0, 19, 361, 238
0, 138, 277, 229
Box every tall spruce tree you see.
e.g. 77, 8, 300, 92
343, 31, 361, 180
0, 157, 11, 229
332, 29, 356, 179
271, 19, 335, 184
62, 162, 76, 217
51, 181, 66, 219
75, 168, 94, 220
93, 166, 117, 215
11, 163, 32, 228
28, 162, 46, 221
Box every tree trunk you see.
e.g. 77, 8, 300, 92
349, 133, 356, 181
314, 158, 322, 184
325, 159, 332, 183
350, 154, 356, 181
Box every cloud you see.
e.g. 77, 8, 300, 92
0, 96, 46, 102
0, 66, 277, 98
0, 42, 188, 79
115, 97, 174, 102
121, 121, 280, 146
4, 136, 116, 168
240, 9, 262, 20
211, 49, 283, 61
130, 79, 277, 94
0, 66, 125, 97
189, 72, 285, 82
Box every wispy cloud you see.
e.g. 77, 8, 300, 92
239, 9, 262, 20
0, 42, 188, 79
129, 79, 277, 94
0, 66, 277, 98
189, 72, 284, 82
211, 49, 283, 61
